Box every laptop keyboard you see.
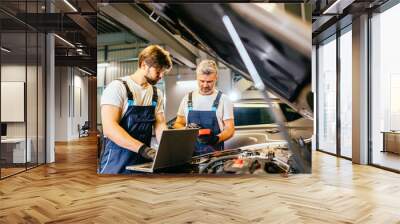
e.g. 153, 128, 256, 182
140, 163, 152, 168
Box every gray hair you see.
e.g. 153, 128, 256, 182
196, 60, 218, 76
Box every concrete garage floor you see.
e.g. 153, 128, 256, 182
0, 136, 399, 223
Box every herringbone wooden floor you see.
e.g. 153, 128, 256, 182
1, 136, 400, 224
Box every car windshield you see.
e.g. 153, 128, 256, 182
234, 103, 303, 126
167, 103, 304, 127
234, 105, 275, 126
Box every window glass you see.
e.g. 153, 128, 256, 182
1, 17, 28, 177
317, 36, 337, 154
371, 3, 400, 171
340, 28, 352, 158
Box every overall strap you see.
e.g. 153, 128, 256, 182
117, 79, 133, 100
151, 86, 158, 107
117, 79, 134, 106
211, 91, 222, 111
187, 92, 193, 111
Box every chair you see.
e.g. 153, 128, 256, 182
78, 121, 90, 138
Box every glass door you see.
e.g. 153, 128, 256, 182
317, 35, 337, 155
0, 0, 47, 179
370, 2, 400, 171
0, 28, 28, 178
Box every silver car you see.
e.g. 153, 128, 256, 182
224, 99, 313, 150
167, 99, 313, 150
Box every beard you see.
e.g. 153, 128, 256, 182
145, 74, 159, 85
200, 87, 213, 95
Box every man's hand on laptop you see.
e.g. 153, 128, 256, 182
138, 144, 157, 161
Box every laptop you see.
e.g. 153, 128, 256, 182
126, 129, 198, 173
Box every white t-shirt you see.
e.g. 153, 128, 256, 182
177, 90, 234, 131
100, 76, 164, 120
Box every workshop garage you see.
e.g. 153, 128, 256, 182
97, 3, 313, 175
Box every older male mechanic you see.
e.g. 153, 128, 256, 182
99, 45, 172, 174
174, 60, 235, 156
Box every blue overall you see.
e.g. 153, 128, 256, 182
99, 80, 158, 174
187, 91, 224, 156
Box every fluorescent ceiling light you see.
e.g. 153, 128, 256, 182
222, 15, 265, 90
323, 0, 341, 14
1, 47, 11, 53
322, 0, 354, 15
54, 34, 75, 48
78, 68, 92, 76
63, 0, 78, 12
119, 57, 138, 62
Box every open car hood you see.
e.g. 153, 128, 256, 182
146, 3, 312, 118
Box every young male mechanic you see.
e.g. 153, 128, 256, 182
99, 45, 172, 174
174, 60, 235, 156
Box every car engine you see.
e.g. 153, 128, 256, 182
191, 143, 299, 175
189, 136, 312, 175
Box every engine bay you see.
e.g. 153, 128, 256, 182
190, 139, 310, 175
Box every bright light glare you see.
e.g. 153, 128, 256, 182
63, 0, 78, 12
229, 91, 241, 102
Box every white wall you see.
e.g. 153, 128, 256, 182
1, 65, 31, 138
55, 67, 68, 141
54, 67, 89, 141
1, 65, 26, 150
71, 73, 89, 139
